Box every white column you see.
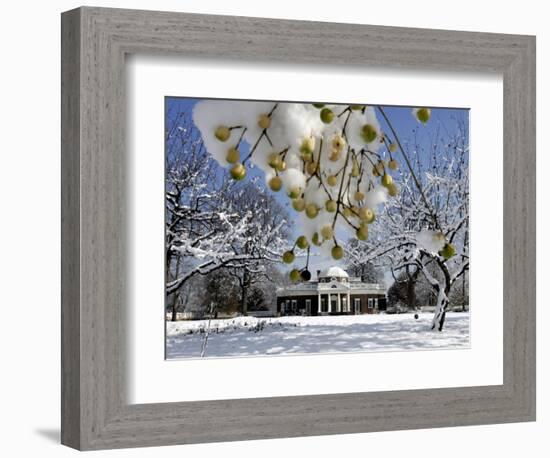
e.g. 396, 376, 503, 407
347, 292, 350, 313
337, 293, 341, 313
318, 292, 321, 314
328, 294, 332, 313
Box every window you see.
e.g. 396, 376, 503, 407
291, 300, 297, 312
321, 297, 328, 313
305, 299, 311, 313
354, 298, 361, 313
368, 298, 374, 309
374, 298, 378, 309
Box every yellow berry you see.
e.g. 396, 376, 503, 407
300, 137, 315, 155
389, 143, 398, 153
321, 225, 334, 240
225, 147, 240, 164
331, 245, 344, 260
320, 108, 334, 124
214, 126, 231, 142
356, 224, 369, 240
302, 152, 313, 163
387, 183, 398, 197
282, 251, 295, 264
327, 175, 338, 186
354, 191, 365, 202
276, 160, 287, 172
381, 173, 393, 187
306, 161, 318, 175
258, 113, 271, 129
288, 187, 302, 199
230, 163, 246, 181
305, 204, 319, 219
292, 198, 305, 212
289, 269, 301, 282
358, 207, 375, 223
388, 159, 398, 170
267, 152, 281, 169
439, 242, 456, 259
325, 200, 337, 212
416, 108, 431, 124
296, 235, 309, 249
312, 232, 322, 246
361, 124, 378, 143
268, 176, 282, 192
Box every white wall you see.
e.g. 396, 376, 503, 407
0, 0, 546, 456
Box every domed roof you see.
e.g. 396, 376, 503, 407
320, 266, 349, 278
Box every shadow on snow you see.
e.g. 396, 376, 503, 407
166, 313, 469, 359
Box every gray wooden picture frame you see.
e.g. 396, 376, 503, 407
61, 6, 536, 451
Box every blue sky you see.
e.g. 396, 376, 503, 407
166, 97, 469, 277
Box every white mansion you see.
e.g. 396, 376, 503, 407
276, 266, 387, 316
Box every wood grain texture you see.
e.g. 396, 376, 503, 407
60, 8, 81, 449
61, 6, 536, 450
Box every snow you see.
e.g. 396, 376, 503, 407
416, 229, 446, 254
362, 185, 388, 208
166, 312, 470, 359
319, 266, 349, 278
280, 167, 306, 193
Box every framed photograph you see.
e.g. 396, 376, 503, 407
61, 6, 536, 450
164, 97, 471, 360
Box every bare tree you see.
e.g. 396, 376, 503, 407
226, 181, 290, 314
345, 246, 381, 282
204, 269, 240, 317
387, 267, 422, 310
165, 111, 290, 314
347, 115, 469, 330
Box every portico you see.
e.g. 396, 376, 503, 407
317, 291, 351, 314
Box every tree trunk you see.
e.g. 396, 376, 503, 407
241, 272, 248, 316
170, 256, 182, 321
431, 275, 451, 331
431, 288, 448, 331
461, 274, 466, 312
200, 302, 215, 357
430, 258, 453, 331
405, 266, 416, 310
462, 228, 468, 312
406, 278, 415, 310
171, 296, 178, 322
404, 266, 419, 311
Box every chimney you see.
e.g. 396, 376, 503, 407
317, 269, 321, 280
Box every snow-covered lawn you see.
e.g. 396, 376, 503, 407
166, 312, 470, 359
